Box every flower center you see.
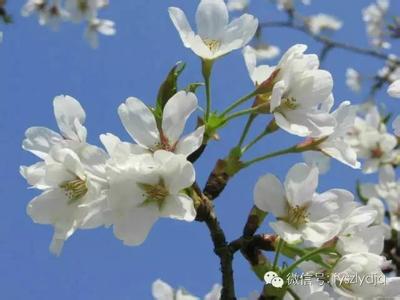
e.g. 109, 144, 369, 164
286, 205, 309, 228
371, 146, 383, 158
282, 96, 299, 110
150, 132, 177, 153
60, 178, 88, 204
203, 38, 221, 53
138, 179, 169, 208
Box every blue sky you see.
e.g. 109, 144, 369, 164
1, 0, 400, 299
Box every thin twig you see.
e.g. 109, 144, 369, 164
260, 21, 399, 63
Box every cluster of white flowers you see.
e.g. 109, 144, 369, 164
20, 0, 400, 298
345, 68, 362, 93
275, 0, 311, 11
306, 14, 343, 35
21, 91, 204, 254
21, 0, 115, 48
346, 105, 399, 173
255, 162, 400, 298
362, 0, 391, 49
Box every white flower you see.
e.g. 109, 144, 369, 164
276, 0, 311, 11
226, 0, 249, 12
335, 205, 384, 255
393, 115, 400, 136
168, 0, 258, 60
254, 163, 350, 246
152, 279, 199, 300
65, 0, 107, 22
372, 165, 400, 231
243, 45, 276, 85
108, 150, 196, 246
244, 44, 336, 137
331, 253, 400, 299
253, 44, 280, 60
21, 144, 108, 256
204, 284, 222, 300
315, 101, 361, 169
388, 79, 400, 98
345, 68, 362, 93
284, 279, 333, 300
85, 18, 116, 48
346, 105, 382, 149
362, 0, 391, 49
243, 45, 280, 66
302, 151, 331, 174
22, 0, 67, 29
112, 91, 204, 157
357, 129, 399, 173
367, 197, 392, 238
22, 95, 87, 160
271, 45, 336, 137
306, 14, 343, 35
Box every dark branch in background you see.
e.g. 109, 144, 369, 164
0, 0, 12, 24
260, 20, 398, 63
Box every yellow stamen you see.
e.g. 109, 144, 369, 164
138, 179, 169, 208
203, 38, 221, 53
60, 178, 88, 204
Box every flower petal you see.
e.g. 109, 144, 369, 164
175, 125, 205, 156
161, 194, 196, 221
196, 0, 228, 40
270, 221, 302, 244
168, 7, 196, 48
285, 163, 319, 207
388, 79, 400, 98
112, 204, 159, 246
53, 95, 86, 141
27, 189, 75, 225
254, 174, 286, 217
22, 127, 63, 159
118, 97, 159, 148
220, 13, 258, 51
152, 279, 174, 300
162, 91, 198, 144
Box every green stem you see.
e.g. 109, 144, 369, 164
224, 107, 259, 123
273, 239, 284, 271
202, 59, 214, 121
242, 145, 300, 169
220, 91, 257, 117
281, 247, 336, 278
237, 114, 256, 148
242, 129, 270, 153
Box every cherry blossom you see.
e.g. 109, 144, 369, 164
254, 163, 350, 246
113, 91, 204, 157
107, 150, 196, 246
168, 0, 258, 60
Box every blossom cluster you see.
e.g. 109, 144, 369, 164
20, 0, 400, 299
21, 0, 115, 48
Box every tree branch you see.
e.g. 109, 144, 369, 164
193, 184, 236, 300
260, 21, 399, 63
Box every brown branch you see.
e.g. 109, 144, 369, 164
193, 184, 236, 300
260, 21, 399, 63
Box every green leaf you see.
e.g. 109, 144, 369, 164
356, 180, 368, 204
184, 82, 204, 93
155, 61, 186, 121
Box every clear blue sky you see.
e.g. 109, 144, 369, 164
1, 0, 400, 299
